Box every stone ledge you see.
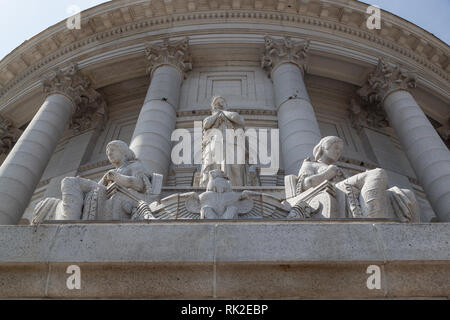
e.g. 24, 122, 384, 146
0, 222, 449, 298
0, 222, 449, 263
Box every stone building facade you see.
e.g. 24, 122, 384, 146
0, 0, 449, 298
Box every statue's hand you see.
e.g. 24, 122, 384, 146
326, 165, 339, 178
215, 112, 224, 122
104, 170, 119, 184
336, 167, 345, 178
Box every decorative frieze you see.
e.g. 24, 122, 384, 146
0, 116, 22, 155
261, 35, 310, 77
145, 38, 192, 78
42, 63, 108, 134
357, 58, 417, 106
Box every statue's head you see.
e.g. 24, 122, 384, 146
106, 140, 136, 165
211, 96, 226, 112
313, 136, 344, 164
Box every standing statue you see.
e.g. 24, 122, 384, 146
200, 96, 250, 187
285, 136, 419, 221
33, 140, 162, 223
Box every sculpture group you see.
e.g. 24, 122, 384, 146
32, 97, 419, 224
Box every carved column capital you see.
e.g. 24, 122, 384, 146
261, 35, 310, 77
0, 116, 23, 155
358, 58, 417, 105
348, 98, 389, 132
145, 38, 193, 79
437, 124, 450, 146
42, 63, 108, 134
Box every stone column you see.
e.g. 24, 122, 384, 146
262, 36, 322, 176
130, 38, 192, 178
0, 64, 106, 225
359, 58, 450, 222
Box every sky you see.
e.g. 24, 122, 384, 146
0, 0, 448, 61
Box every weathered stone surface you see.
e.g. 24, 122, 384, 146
215, 222, 384, 262
375, 223, 450, 261
45, 263, 213, 299
0, 222, 448, 298
0, 264, 49, 298
0, 223, 215, 263
215, 263, 386, 299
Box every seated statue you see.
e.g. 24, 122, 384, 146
285, 136, 419, 221
32, 140, 162, 223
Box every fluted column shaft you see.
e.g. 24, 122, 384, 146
384, 90, 450, 222
0, 94, 75, 224
273, 62, 322, 175
130, 65, 182, 176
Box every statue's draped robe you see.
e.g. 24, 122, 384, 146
201, 110, 247, 187
295, 159, 384, 218
75, 160, 152, 220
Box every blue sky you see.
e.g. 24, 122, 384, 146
0, 0, 448, 61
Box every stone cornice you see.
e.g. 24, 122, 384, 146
357, 57, 417, 105
0, 115, 22, 155
43, 63, 108, 133
0, 0, 448, 102
261, 35, 309, 77
145, 38, 192, 79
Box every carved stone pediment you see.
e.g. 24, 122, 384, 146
261, 35, 310, 77
145, 38, 192, 78
42, 63, 108, 134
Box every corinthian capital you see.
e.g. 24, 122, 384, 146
42, 63, 108, 134
0, 116, 23, 155
358, 58, 417, 105
261, 35, 310, 77
145, 38, 192, 78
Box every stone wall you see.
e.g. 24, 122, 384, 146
1, 221, 449, 298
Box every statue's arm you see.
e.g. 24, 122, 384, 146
106, 164, 146, 193
203, 113, 220, 129
98, 172, 110, 186
299, 162, 337, 191
224, 111, 245, 127
114, 173, 145, 193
